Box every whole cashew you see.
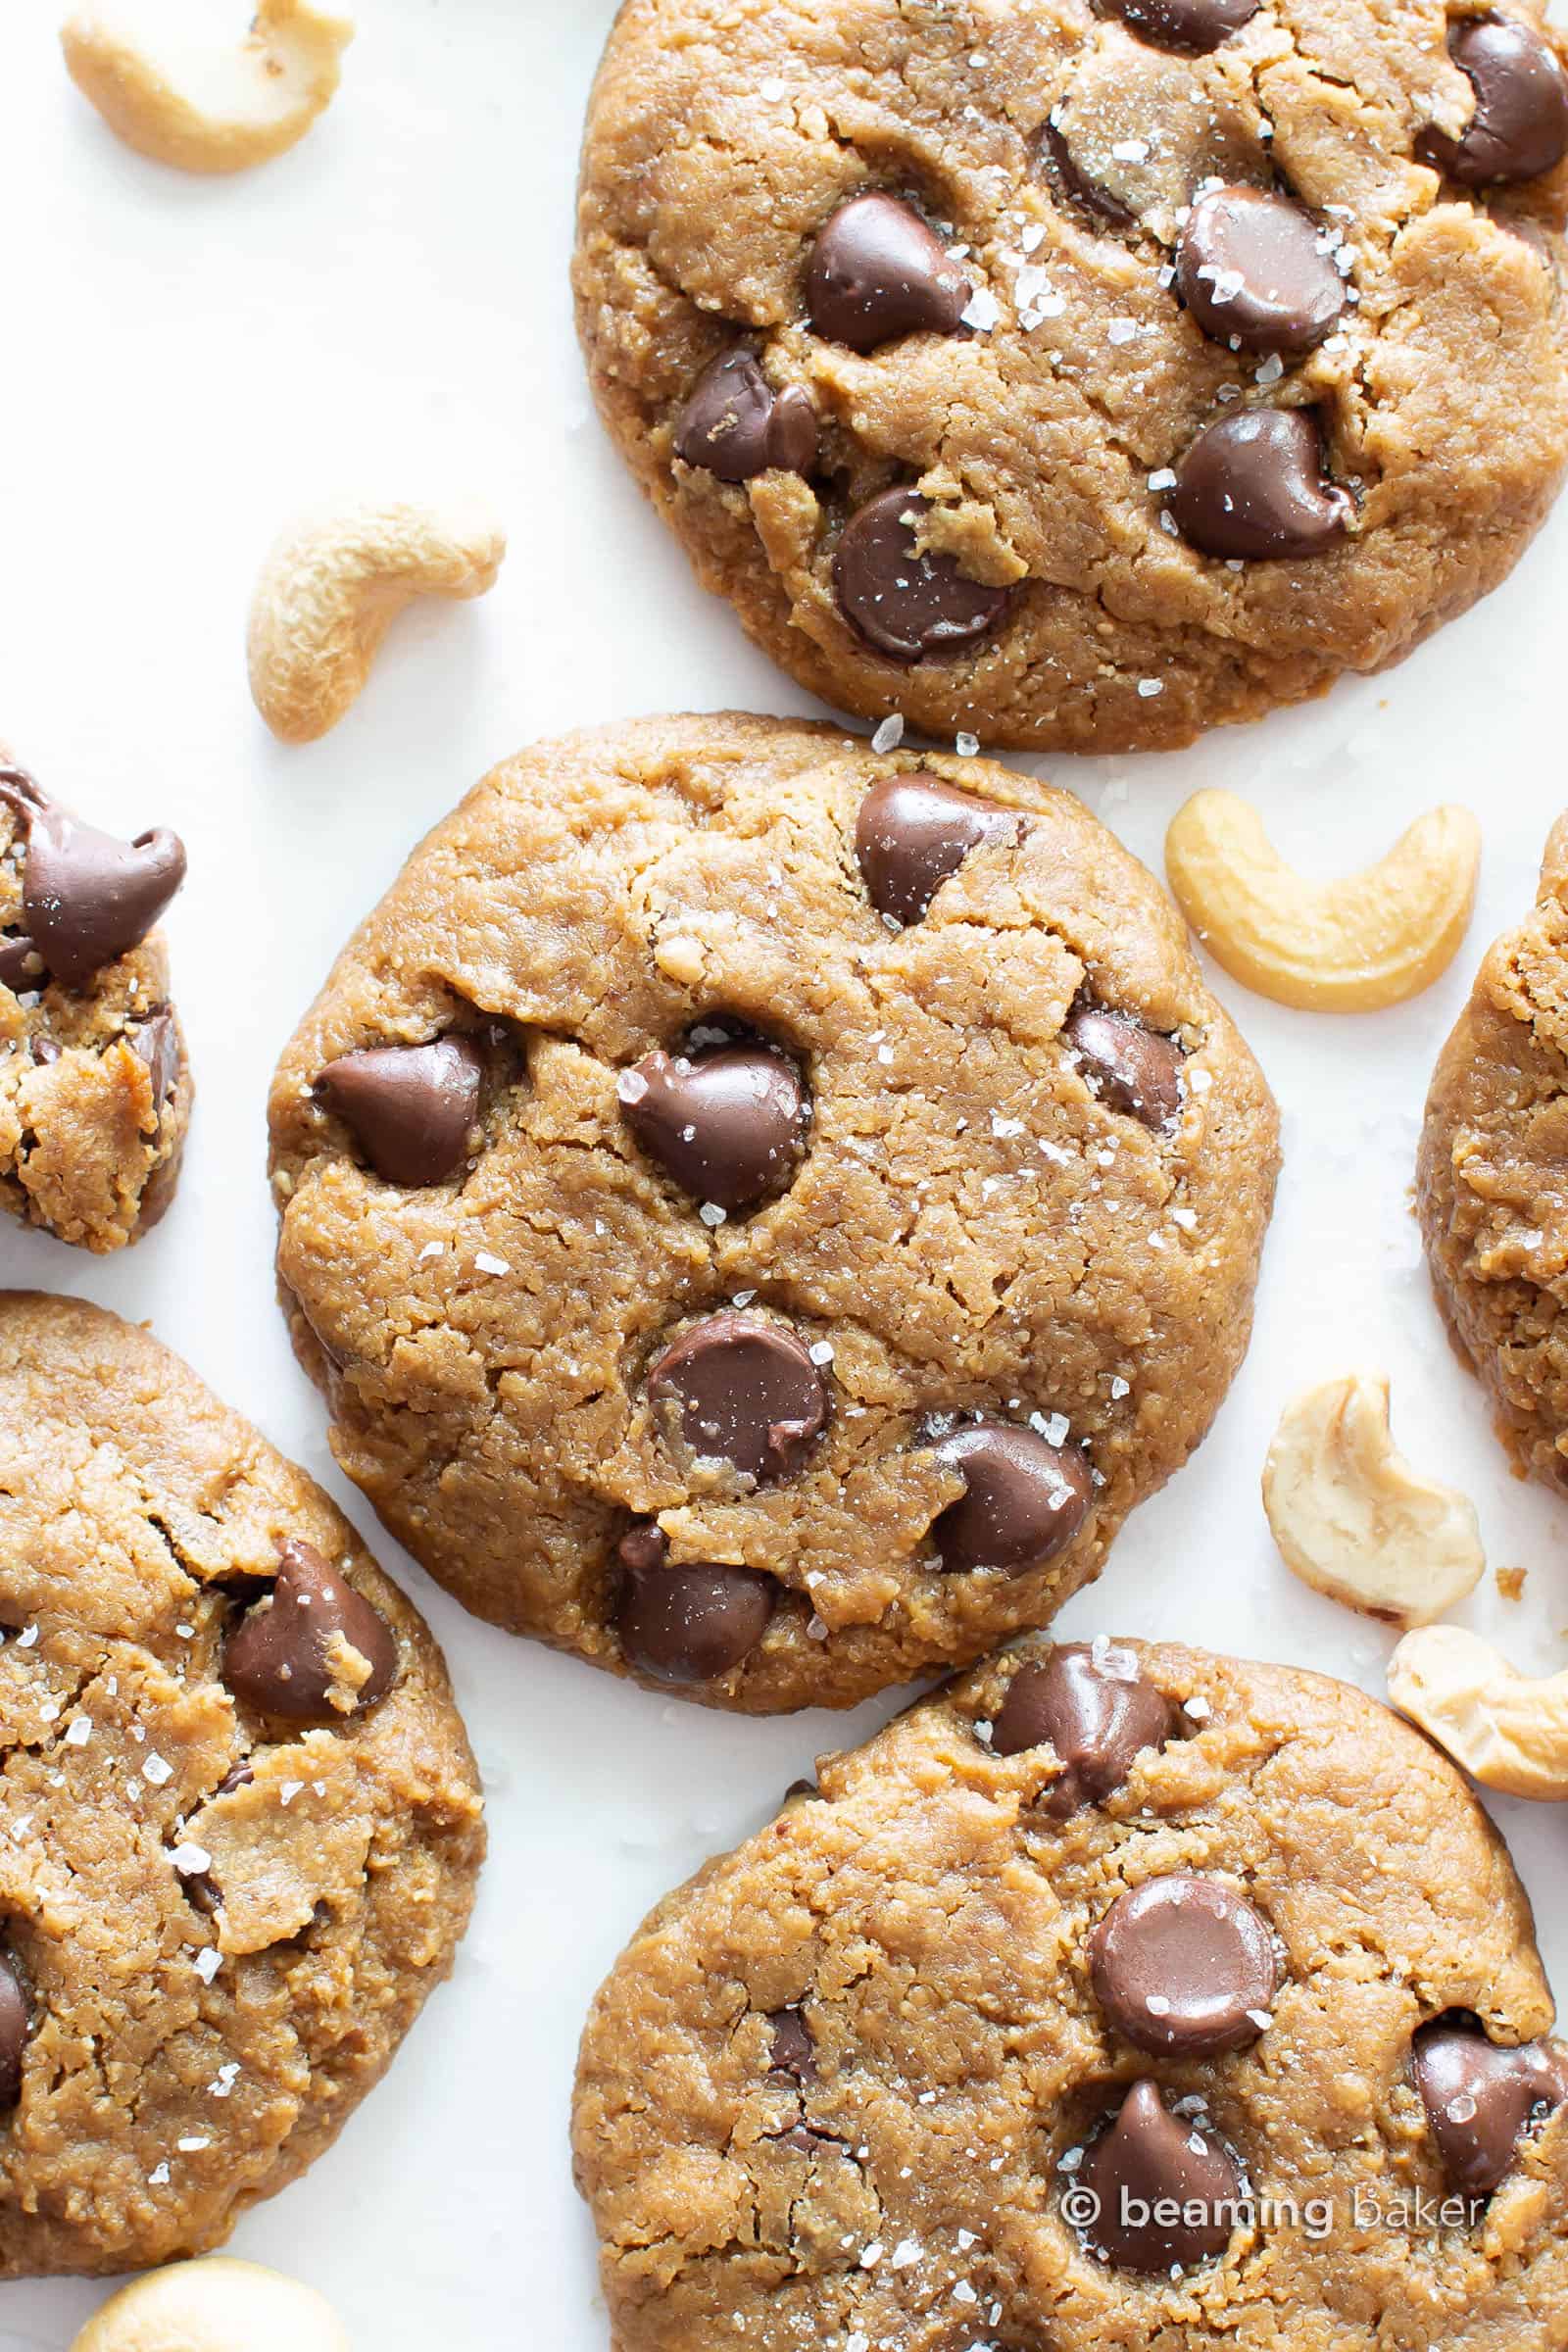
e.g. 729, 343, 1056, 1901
1389, 1625, 1568, 1799
1262, 1372, 1485, 1627
248, 500, 508, 744
61, 0, 355, 175
1164, 790, 1481, 1011
71, 2257, 349, 2352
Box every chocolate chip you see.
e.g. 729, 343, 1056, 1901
768, 2006, 816, 2082
1078, 2080, 1244, 2272
806, 192, 970, 353
1065, 1004, 1183, 1130
1089, 1874, 1279, 2056
216, 1760, 256, 1797
28, 1037, 61, 1067
0, 768, 186, 993
1041, 117, 1138, 228
316, 1035, 483, 1187
855, 774, 1019, 926
1413, 2018, 1568, 2197
1168, 408, 1352, 561
1421, 16, 1568, 185
613, 1525, 778, 1682
1095, 0, 1258, 52
931, 1421, 1094, 1576
0, 938, 40, 991
1175, 186, 1346, 355
991, 1642, 1176, 1811
649, 1313, 829, 1483
620, 1040, 808, 1210
674, 350, 818, 481
223, 1539, 398, 1721
834, 490, 1014, 663
133, 1008, 180, 1107
0, 1954, 29, 2109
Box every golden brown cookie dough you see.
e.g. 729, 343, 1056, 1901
0, 1294, 484, 2278
0, 769, 192, 1250
575, 1636, 1568, 2352
268, 712, 1278, 1712
574, 0, 1568, 754
1419, 813, 1568, 1488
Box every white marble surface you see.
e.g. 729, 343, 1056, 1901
1, 0, 1566, 2342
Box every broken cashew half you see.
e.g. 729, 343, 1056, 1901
1389, 1626, 1568, 1799
61, 0, 355, 174
71, 2257, 349, 2352
248, 499, 508, 744
1164, 790, 1481, 1011
1262, 1372, 1484, 1628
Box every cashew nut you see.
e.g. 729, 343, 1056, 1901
1262, 1372, 1485, 1627
248, 499, 507, 743
1389, 1625, 1568, 1799
71, 2257, 349, 2352
61, 0, 355, 175
1164, 790, 1481, 1012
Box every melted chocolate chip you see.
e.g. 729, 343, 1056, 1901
1041, 117, 1138, 228
1168, 408, 1352, 560
806, 192, 970, 353
856, 773, 1019, 926
613, 1525, 778, 1682
620, 1040, 808, 1210
768, 2006, 816, 2082
0, 938, 40, 992
216, 1760, 256, 1797
223, 1539, 398, 1721
1095, 0, 1258, 53
674, 350, 818, 481
1413, 2018, 1568, 2197
29, 1036, 61, 1067
1078, 2080, 1244, 2272
133, 1008, 180, 1108
1065, 1004, 1184, 1129
1421, 16, 1568, 185
835, 490, 1014, 663
1089, 1874, 1279, 2056
991, 1643, 1176, 1811
316, 1035, 483, 1187
931, 1421, 1094, 1576
1176, 186, 1347, 355
0, 1954, 28, 2109
648, 1313, 829, 1483
0, 768, 185, 994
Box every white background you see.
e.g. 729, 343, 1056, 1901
1, 0, 1566, 2342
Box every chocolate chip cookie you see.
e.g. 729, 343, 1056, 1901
574, 0, 1568, 753
574, 1636, 1568, 2350
1418, 813, 1568, 1488
268, 711, 1278, 1712
0, 766, 192, 1250
0, 1293, 484, 2277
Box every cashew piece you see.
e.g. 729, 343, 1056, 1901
1164, 790, 1481, 1011
1389, 1626, 1568, 1799
1262, 1372, 1485, 1627
248, 499, 507, 744
62, 0, 355, 174
71, 2257, 349, 2352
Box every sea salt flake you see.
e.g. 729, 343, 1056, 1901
171, 1841, 212, 1876
1110, 137, 1150, 161
955, 732, 979, 758
1148, 467, 1177, 492
148, 2162, 171, 2185
1106, 317, 1138, 345
1137, 677, 1163, 698
699, 1202, 727, 1227
808, 1341, 835, 1365
473, 1251, 511, 1275
63, 1718, 91, 1748
890, 2238, 922, 2269
194, 1949, 222, 1984
615, 1069, 650, 1105
961, 288, 1001, 332
177, 2135, 211, 2153
859, 2242, 885, 2269
872, 713, 905, 753
142, 1752, 173, 1786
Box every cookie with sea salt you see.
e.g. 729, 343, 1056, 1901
574, 1636, 1568, 2350
0, 1293, 484, 2277
0, 764, 192, 1250
574, 0, 1568, 751
268, 711, 1278, 1712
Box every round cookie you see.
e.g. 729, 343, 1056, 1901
0, 766, 192, 1251
0, 1294, 484, 2278
574, 0, 1568, 754
1419, 813, 1568, 1488
574, 1636, 1568, 2351
268, 712, 1279, 1713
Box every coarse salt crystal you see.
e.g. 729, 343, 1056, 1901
473, 1251, 510, 1275
171, 1842, 211, 1876
63, 1718, 91, 1748
955, 733, 979, 758
143, 1752, 172, 1786
872, 713, 905, 753
1148, 467, 1177, 492
1137, 678, 1163, 698
808, 1341, 835, 1365
961, 288, 1001, 332
890, 2239, 922, 2269
194, 1949, 221, 1984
